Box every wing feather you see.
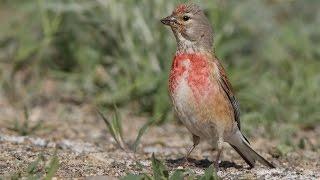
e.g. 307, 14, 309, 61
211, 57, 250, 143
215, 60, 241, 130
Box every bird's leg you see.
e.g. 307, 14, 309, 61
181, 134, 200, 165
185, 134, 200, 160
214, 139, 224, 171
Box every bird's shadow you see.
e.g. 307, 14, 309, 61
166, 157, 243, 169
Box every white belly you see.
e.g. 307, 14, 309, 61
172, 73, 218, 142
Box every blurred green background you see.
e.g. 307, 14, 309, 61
0, 0, 319, 141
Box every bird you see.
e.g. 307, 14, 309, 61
160, 3, 275, 169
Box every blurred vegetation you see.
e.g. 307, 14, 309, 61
0, 0, 319, 141
11, 152, 59, 179
9, 106, 43, 136
97, 107, 127, 150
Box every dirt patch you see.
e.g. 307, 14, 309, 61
0, 101, 319, 179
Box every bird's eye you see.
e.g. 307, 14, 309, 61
183, 15, 190, 21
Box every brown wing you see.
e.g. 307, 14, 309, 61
215, 59, 241, 130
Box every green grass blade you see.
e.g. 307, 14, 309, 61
151, 153, 169, 180
199, 165, 219, 180
121, 174, 145, 180
132, 120, 154, 152
44, 153, 60, 180
169, 170, 184, 180
96, 109, 126, 150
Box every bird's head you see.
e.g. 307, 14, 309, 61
161, 3, 213, 53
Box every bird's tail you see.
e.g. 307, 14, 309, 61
229, 131, 275, 168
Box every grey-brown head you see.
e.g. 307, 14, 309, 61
161, 3, 213, 53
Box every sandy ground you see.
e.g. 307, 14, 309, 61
0, 99, 319, 179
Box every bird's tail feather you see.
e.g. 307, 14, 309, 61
229, 131, 275, 168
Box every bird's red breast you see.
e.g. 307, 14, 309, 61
169, 53, 213, 101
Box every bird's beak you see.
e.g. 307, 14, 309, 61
161, 16, 176, 26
